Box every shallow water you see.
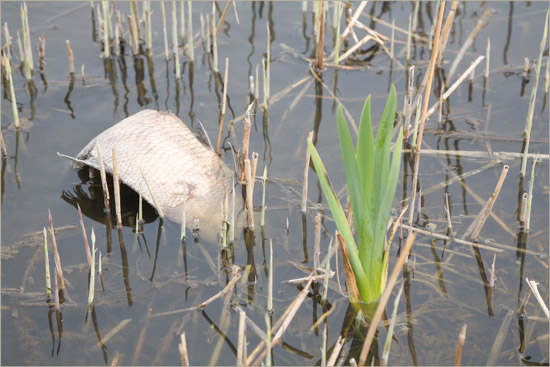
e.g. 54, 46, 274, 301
2, 1, 549, 365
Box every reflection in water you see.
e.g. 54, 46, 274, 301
63, 75, 76, 119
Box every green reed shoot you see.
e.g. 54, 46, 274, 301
88, 228, 96, 308
3, 50, 20, 128
308, 85, 403, 305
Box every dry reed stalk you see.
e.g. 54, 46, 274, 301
131, 0, 141, 39
315, 0, 325, 70
187, 1, 194, 61
77, 203, 92, 268
408, 1, 445, 228
66, 40, 74, 75
172, 1, 181, 79
261, 167, 267, 226
217, 57, 229, 154
436, 1, 459, 67
245, 159, 255, 230
519, 192, 528, 227
469, 165, 509, 242
523, 58, 530, 79
302, 131, 313, 212
21, 3, 33, 75
161, 0, 169, 60
127, 15, 139, 56
112, 147, 122, 227
338, 34, 374, 63
358, 233, 417, 366
144, 1, 152, 55
454, 324, 467, 366
400, 222, 504, 253
38, 34, 45, 69
314, 212, 321, 273
267, 239, 274, 312
248, 276, 315, 365
43, 227, 52, 294
445, 193, 453, 234
426, 56, 485, 119
198, 270, 240, 308
102, 1, 110, 58
241, 104, 253, 181
251, 152, 259, 192
489, 254, 496, 288
521, 9, 549, 176
87, 229, 96, 308
448, 7, 492, 80
178, 332, 190, 367
211, 3, 218, 73
48, 210, 66, 290
525, 278, 549, 319
95, 143, 111, 211
180, 0, 185, 43
327, 335, 345, 366
237, 309, 246, 366
337, 1, 367, 47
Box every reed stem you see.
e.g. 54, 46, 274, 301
66, 40, 74, 75
217, 57, 229, 154
43, 227, 51, 294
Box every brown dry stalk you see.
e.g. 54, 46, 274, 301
454, 324, 468, 366
336, 231, 361, 303
437, 1, 459, 67
215, 0, 232, 37
315, 0, 325, 70
408, 1, 446, 229
112, 147, 122, 227
358, 232, 417, 366
66, 40, 74, 75
217, 57, 229, 154
240, 104, 252, 181
469, 165, 509, 242
77, 203, 92, 268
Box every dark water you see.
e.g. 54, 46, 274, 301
2, 1, 549, 365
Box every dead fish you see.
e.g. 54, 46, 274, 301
59, 109, 235, 242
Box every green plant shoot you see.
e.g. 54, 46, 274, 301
308, 85, 403, 305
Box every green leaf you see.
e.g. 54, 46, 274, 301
372, 85, 397, 210
356, 96, 375, 209
371, 127, 403, 294
336, 105, 373, 270
307, 138, 373, 302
